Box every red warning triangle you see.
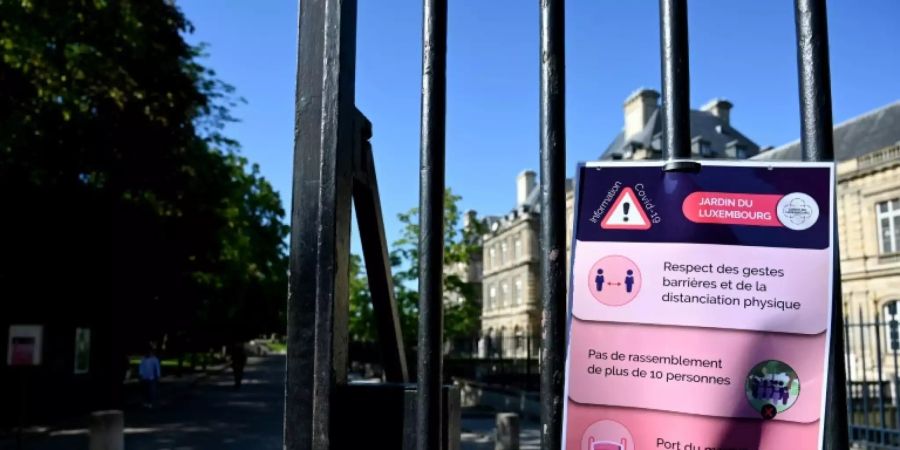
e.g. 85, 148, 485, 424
600, 187, 651, 230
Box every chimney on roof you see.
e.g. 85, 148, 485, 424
516, 170, 536, 206
701, 98, 733, 125
463, 209, 477, 229
624, 88, 660, 141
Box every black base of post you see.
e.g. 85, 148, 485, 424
332, 383, 459, 450
662, 160, 701, 173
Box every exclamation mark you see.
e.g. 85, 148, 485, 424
623, 202, 630, 222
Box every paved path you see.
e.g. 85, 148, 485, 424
3, 355, 538, 449
460, 413, 541, 450
4, 356, 284, 450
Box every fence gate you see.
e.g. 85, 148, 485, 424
284, 0, 848, 449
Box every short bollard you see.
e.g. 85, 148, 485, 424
495, 412, 519, 450
89, 410, 124, 450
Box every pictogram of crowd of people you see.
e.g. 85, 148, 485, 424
748, 372, 795, 406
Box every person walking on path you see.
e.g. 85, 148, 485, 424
231, 343, 247, 390
139, 346, 161, 408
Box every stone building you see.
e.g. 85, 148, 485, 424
754, 100, 900, 381
479, 88, 762, 357
480, 170, 553, 358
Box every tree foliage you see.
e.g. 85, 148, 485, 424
348, 189, 485, 346
0, 0, 288, 354
348, 254, 376, 343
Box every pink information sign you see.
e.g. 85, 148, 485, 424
563, 161, 834, 450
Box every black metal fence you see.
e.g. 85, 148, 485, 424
446, 334, 540, 360
288, 0, 847, 448
846, 305, 900, 449
349, 335, 542, 389
444, 334, 541, 391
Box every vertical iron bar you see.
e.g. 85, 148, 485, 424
526, 333, 532, 391
843, 314, 854, 438
539, 0, 566, 448
794, 0, 835, 162
287, 2, 327, 444
658, 0, 692, 163
875, 310, 887, 443
859, 307, 871, 439
893, 310, 899, 435
417, 0, 447, 448
286, 0, 357, 449
793, 1, 847, 448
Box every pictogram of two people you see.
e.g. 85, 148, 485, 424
595, 268, 635, 293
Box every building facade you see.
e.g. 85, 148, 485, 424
480, 170, 544, 358
754, 100, 900, 381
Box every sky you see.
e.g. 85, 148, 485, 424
178, 0, 899, 251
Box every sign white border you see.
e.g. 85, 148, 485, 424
562, 160, 836, 450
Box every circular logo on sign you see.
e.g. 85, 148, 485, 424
776, 192, 819, 231
745, 360, 801, 418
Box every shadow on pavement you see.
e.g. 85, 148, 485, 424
2, 356, 540, 450
2, 356, 285, 450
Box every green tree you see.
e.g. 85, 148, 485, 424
0, 0, 288, 360
348, 254, 376, 342
348, 189, 485, 346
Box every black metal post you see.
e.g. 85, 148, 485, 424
794, 0, 835, 163
286, 0, 357, 448
659, 0, 697, 172
793, 0, 848, 448
539, 0, 566, 448
417, 0, 447, 448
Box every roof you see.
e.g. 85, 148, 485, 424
600, 108, 760, 160
753, 100, 900, 161
483, 177, 573, 236
511, 178, 572, 214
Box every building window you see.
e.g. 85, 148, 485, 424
884, 301, 900, 352
735, 146, 748, 159
488, 285, 497, 310
877, 199, 900, 254
489, 246, 496, 269
501, 282, 509, 307
500, 242, 508, 265
514, 237, 522, 259
513, 278, 522, 305
693, 138, 712, 158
